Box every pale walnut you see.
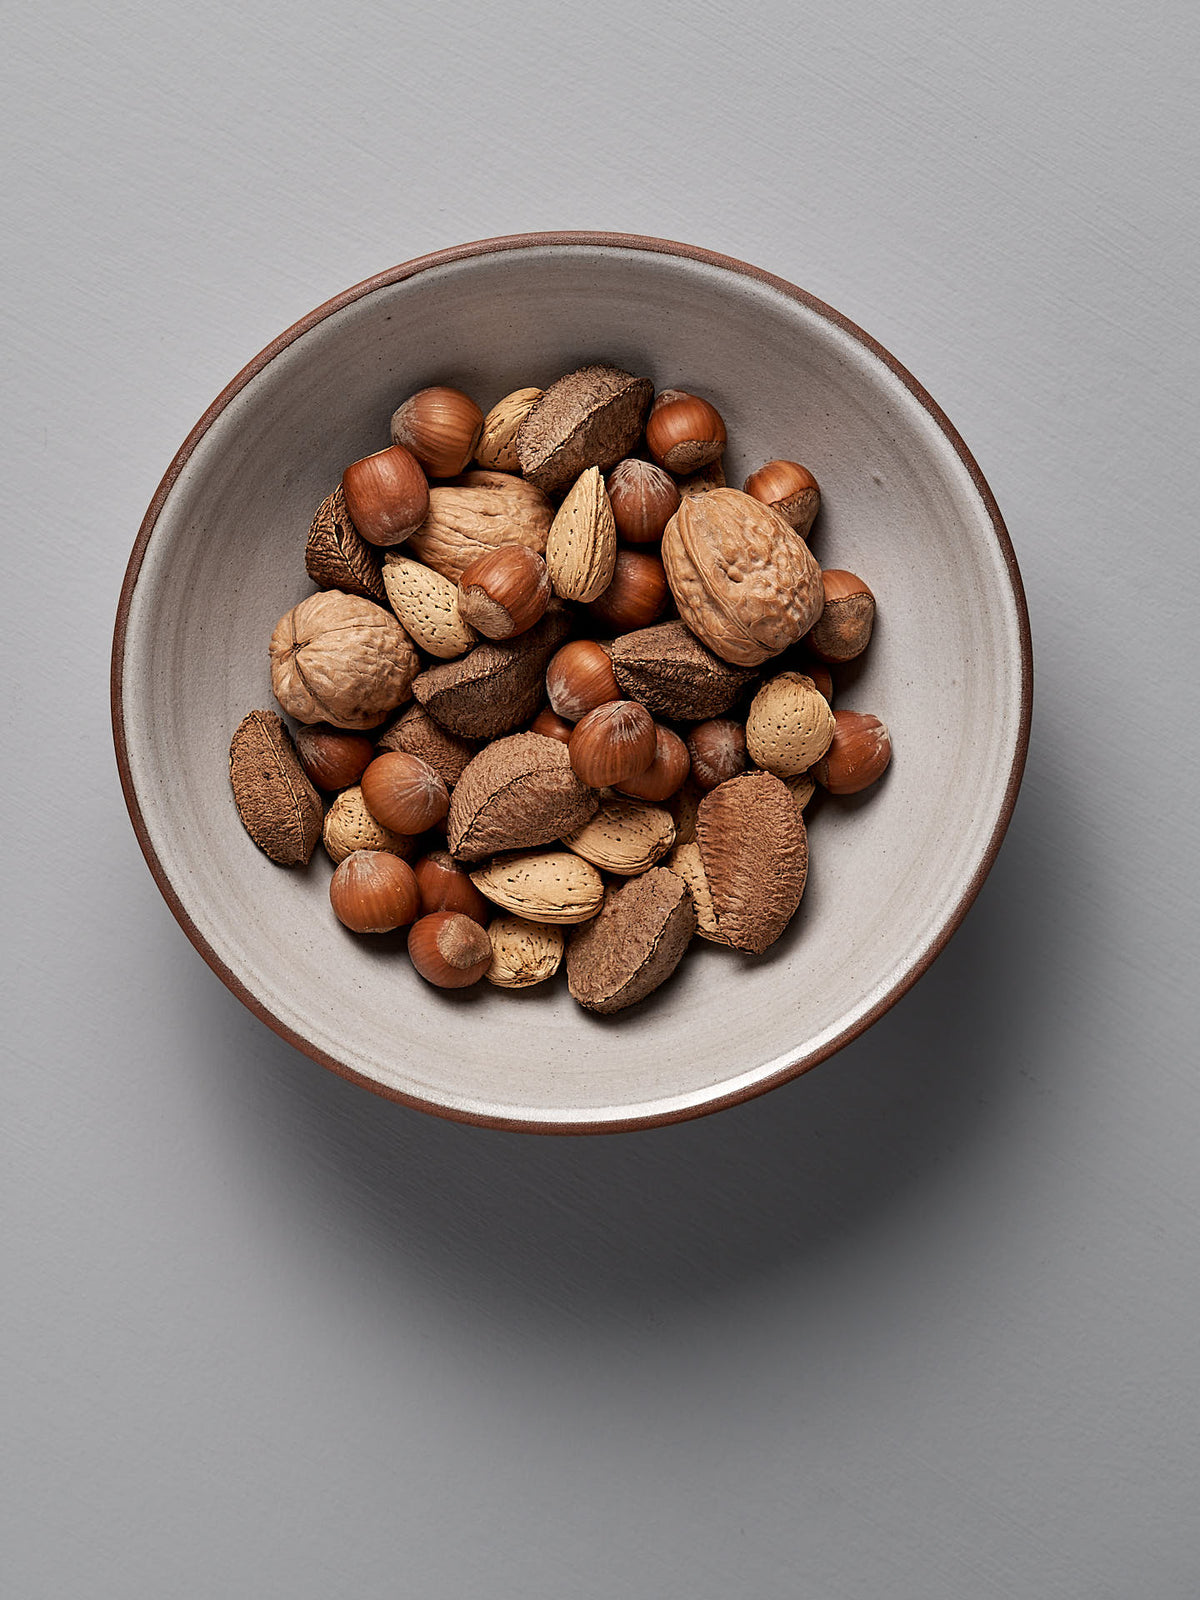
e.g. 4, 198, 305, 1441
269, 589, 418, 730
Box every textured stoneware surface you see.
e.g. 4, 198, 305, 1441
114, 236, 1030, 1130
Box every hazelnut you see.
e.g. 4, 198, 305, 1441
529, 708, 574, 744
294, 724, 375, 792
586, 549, 669, 633
413, 850, 491, 924
810, 710, 892, 794
645, 390, 726, 474
457, 545, 551, 639
685, 720, 746, 791
390, 386, 483, 478
360, 751, 450, 834
805, 662, 834, 702
407, 911, 492, 988
743, 460, 821, 538
605, 459, 680, 543
545, 639, 620, 722
329, 850, 421, 933
341, 444, 430, 547
569, 700, 657, 788
807, 570, 876, 662
614, 725, 690, 802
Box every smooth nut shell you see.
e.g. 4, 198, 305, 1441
696, 771, 808, 955
661, 489, 824, 667
529, 709, 574, 744
685, 720, 746, 791
374, 702, 478, 788
485, 916, 565, 989
341, 444, 429, 547
565, 868, 696, 1014
360, 751, 449, 834
606, 459, 680, 543
613, 725, 690, 802
546, 639, 620, 722
269, 590, 418, 730
811, 710, 892, 794
408, 911, 492, 988
586, 549, 669, 633
413, 850, 491, 923
745, 672, 837, 777
645, 391, 726, 474
470, 850, 605, 925
743, 460, 821, 538
329, 851, 421, 933
294, 724, 375, 792
569, 700, 657, 789
807, 570, 876, 663
457, 545, 551, 639
229, 710, 323, 867
446, 733, 599, 862
390, 387, 483, 478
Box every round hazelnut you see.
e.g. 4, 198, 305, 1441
360, 751, 450, 834
529, 708, 574, 745
685, 720, 746, 791
586, 549, 669, 633
803, 662, 834, 702
457, 545, 551, 639
569, 700, 657, 788
810, 710, 892, 794
614, 724, 690, 802
743, 460, 821, 538
408, 911, 492, 988
390, 386, 483, 478
807, 570, 876, 662
341, 444, 430, 547
294, 724, 375, 791
605, 459, 680, 543
329, 850, 421, 933
545, 639, 620, 722
413, 850, 491, 924
645, 390, 726, 474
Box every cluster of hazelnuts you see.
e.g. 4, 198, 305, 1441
271, 377, 888, 989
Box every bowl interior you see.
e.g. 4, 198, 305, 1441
117, 242, 1027, 1129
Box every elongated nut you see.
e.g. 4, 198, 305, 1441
408, 911, 492, 988
545, 466, 618, 602
645, 390, 726, 474
697, 772, 808, 954
546, 639, 620, 722
563, 797, 676, 875
390, 387, 483, 478
745, 672, 836, 777
743, 460, 821, 538
322, 786, 415, 864
485, 916, 565, 988
667, 841, 726, 943
605, 459, 680, 543
569, 700, 657, 788
810, 710, 892, 794
413, 850, 491, 924
329, 851, 421, 933
360, 751, 450, 834
614, 725, 690, 802
457, 545, 551, 639
586, 549, 669, 633
475, 388, 543, 471
807, 570, 876, 662
229, 710, 323, 866
341, 444, 429, 547
470, 850, 605, 924
382, 553, 477, 659
685, 720, 746, 791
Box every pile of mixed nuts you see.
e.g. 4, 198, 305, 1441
230, 365, 891, 1012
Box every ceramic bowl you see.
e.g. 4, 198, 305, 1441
113, 232, 1031, 1132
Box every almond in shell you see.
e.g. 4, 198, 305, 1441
322, 784, 416, 865
469, 850, 605, 925
485, 916, 565, 989
565, 867, 696, 1014
745, 672, 836, 776
382, 553, 477, 659
666, 841, 726, 944
545, 466, 617, 603
562, 798, 675, 876
474, 388, 543, 471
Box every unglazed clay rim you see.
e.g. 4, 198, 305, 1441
111, 231, 1033, 1135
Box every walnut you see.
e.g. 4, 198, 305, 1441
405, 471, 554, 582
268, 590, 418, 731
661, 488, 824, 667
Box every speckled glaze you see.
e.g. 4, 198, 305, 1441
112, 233, 1031, 1132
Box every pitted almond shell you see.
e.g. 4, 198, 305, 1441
447, 733, 598, 861
661, 489, 824, 667
784, 771, 816, 813
667, 778, 703, 847
745, 672, 836, 777
696, 771, 808, 954
322, 785, 416, 865
474, 388, 543, 471
229, 710, 323, 867
565, 867, 696, 1014
485, 915, 565, 988
667, 841, 727, 944
545, 466, 617, 603
562, 798, 676, 875
469, 850, 605, 924
381, 553, 477, 659
405, 471, 553, 582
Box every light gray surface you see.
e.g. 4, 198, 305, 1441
2, 1, 1197, 1595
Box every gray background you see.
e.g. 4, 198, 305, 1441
3, 1, 1198, 1595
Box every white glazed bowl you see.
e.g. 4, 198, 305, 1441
113, 233, 1031, 1132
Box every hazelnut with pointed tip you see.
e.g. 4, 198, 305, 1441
329, 851, 421, 933
341, 444, 429, 547
457, 545, 551, 639
685, 720, 746, 791
810, 710, 892, 794
645, 390, 727, 474
360, 751, 450, 834
390, 387, 483, 478
606, 459, 680, 543
545, 639, 620, 722
569, 700, 657, 788
743, 460, 821, 538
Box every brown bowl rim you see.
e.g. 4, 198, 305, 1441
111, 230, 1033, 1135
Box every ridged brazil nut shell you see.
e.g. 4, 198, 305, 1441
696, 771, 808, 954
447, 733, 598, 861
566, 867, 697, 1014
